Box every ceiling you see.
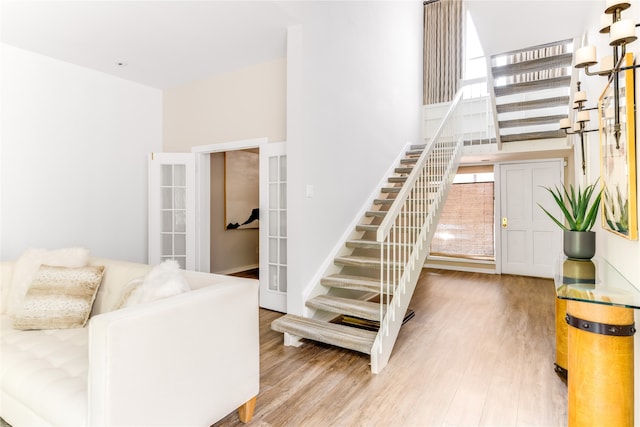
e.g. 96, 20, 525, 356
466, 0, 599, 57
1, 1, 606, 90
1, 1, 296, 89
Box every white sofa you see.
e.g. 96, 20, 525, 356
0, 257, 260, 427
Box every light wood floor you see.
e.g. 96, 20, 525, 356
214, 269, 567, 427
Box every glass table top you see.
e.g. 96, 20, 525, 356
554, 256, 640, 309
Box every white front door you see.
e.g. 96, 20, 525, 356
499, 160, 563, 278
259, 142, 287, 312
148, 153, 196, 270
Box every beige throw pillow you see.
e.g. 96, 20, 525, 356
12, 264, 105, 330
7, 247, 90, 315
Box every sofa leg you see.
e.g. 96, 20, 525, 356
238, 396, 257, 423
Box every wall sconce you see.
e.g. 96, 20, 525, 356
560, 81, 599, 175
571, 0, 638, 151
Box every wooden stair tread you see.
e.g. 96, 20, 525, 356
365, 210, 388, 218
381, 187, 401, 193
500, 129, 567, 142
346, 239, 413, 249
381, 185, 438, 193
374, 198, 396, 205
271, 314, 376, 354
496, 96, 570, 114
346, 239, 382, 249
491, 53, 573, 78
356, 223, 423, 232
388, 176, 407, 183
494, 75, 571, 97
306, 295, 384, 321
498, 114, 568, 129
321, 274, 393, 294
394, 167, 413, 174
490, 38, 572, 59
356, 223, 379, 232
335, 255, 402, 269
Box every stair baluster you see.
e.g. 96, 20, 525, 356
272, 90, 465, 374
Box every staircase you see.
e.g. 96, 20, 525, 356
489, 38, 574, 145
272, 91, 465, 373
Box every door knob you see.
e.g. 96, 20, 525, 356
502, 217, 508, 228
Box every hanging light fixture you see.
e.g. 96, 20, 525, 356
565, 0, 639, 153
560, 81, 599, 175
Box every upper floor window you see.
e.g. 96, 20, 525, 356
462, 10, 488, 99
464, 10, 486, 81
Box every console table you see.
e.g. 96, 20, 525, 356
554, 256, 639, 427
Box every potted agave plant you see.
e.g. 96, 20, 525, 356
538, 180, 602, 260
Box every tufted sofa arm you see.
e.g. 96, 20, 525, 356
88, 278, 259, 426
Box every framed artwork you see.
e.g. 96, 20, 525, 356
225, 150, 259, 230
598, 52, 637, 240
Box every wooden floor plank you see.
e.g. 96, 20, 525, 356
214, 269, 567, 427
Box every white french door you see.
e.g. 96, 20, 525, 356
148, 153, 196, 270
148, 139, 288, 311
499, 160, 563, 278
259, 142, 287, 312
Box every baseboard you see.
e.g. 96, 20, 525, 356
424, 257, 496, 274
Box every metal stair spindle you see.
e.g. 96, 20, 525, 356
271, 89, 465, 374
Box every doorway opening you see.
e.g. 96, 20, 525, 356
192, 137, 288, 312
209, 149, 260, 278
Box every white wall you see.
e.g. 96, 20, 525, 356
576, 4, 640, 288
163, 58, 286, 151
286, 1, 424, 314
575, 2, 640, 417
1, 44, 162, 262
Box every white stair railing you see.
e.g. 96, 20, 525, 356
371, 90, 465, 373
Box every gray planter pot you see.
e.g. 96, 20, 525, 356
563, 230, 596, 260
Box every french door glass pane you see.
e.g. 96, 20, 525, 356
173, 165, 186, 186
269, 212, 277, 235
174, 234, 186, 255
279, 155, 287, 180
280, 183, 287, 207
159, 164, 188, 266
269, 184, 278, 209
162, 211, 172, 232
269, 157, 278, 182
174, 188, 186, 209
269, 238, 277, 263
280, 239, 287, 263
269, 265, 278, 291
161, 234, 172, 255
279, 266, 287, 292
161, 165, 173, 186
174, 211, 186, 233
161, 188, 173, 209
279, 211, 287, 236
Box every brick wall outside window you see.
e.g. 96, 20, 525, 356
430, 181, 494, 259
